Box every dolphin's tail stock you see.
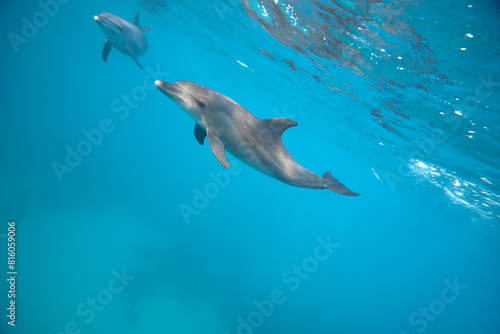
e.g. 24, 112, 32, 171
322, 171, 360, 196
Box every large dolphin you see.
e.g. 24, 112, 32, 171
94, 11, 150, 69
155, 80, 359, 196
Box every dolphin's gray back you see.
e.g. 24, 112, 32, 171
204, 98, 323, 187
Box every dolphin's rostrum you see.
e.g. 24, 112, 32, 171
155, 80, 360, 196
94, 12, 150, 69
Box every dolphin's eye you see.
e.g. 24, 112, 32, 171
196, 100, 206, 108
118, 26, 123, 31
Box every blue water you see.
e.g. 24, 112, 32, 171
1, 0, 500, 333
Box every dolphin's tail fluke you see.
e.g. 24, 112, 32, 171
322, 171, 360, 196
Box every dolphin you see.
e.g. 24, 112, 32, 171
94, 11, 150, 69
154, 80, 360, 196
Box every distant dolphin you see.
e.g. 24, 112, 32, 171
94, 11, 150, 69
155, 80, 360, 196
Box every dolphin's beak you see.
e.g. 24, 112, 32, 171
94, 15, 100, 22
155, 80, 195, 105
155, 80, 173, 93
155, 80, 180, 100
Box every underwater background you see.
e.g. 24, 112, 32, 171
1, 0, 500, 333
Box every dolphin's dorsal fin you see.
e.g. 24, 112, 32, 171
262, 118, 297, 136
126, 45, 143, 69
207, 128, 230, 169
133, 11, 151, 31
102, 40, 112, 62
194, 123, 206, 145
133, 11, 140, 26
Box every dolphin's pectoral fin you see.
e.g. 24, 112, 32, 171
322, 171, 360, 196
207, 129, 230, 169
102, 40, 112, 62
132, 11, 151, 31
127, 45, 143, 69
194, 123, 207, 145
130, 53, 143, 69
262, 118, 298, 136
